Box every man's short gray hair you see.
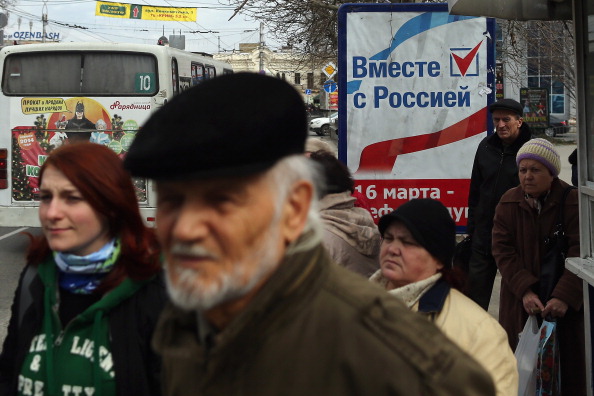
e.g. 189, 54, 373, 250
267, 155, 322, 252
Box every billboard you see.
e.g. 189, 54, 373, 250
520, 87, 549, 129
338, 3, 495, 230
95, 1, 197, 21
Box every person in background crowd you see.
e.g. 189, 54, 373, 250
309, 150, 380, 277
492, 138, 585, 394
466, 98, 532, 310
0, 142, 166, 396
568, 147, 578, 186
304, 137, 372, 213
123, 72, 496, 396
370, 199, 518, 396
305, 137, 336, 157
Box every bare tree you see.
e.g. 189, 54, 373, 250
223, 0, 455, 62
225, 0, 575, 112
225, 0, 341, 64
499, 20, 576, 104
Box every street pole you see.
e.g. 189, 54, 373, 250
259, 22, 264, 73
42, 0, 48, 43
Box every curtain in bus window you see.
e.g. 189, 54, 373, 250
206, 66, 216, 80
192, 63, 204, 85
82, 53, 157, 94
4, 53, 81, 94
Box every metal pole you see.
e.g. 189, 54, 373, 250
259, 22, 264, 73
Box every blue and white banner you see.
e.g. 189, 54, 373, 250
338, 3, 495, 226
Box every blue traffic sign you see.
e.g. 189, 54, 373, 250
323, 80, 337, 93
305, 89, 312, 95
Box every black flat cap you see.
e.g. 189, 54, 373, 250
378, 199, 456, 267
488, 98, 523, 116
124, 72, 307, 180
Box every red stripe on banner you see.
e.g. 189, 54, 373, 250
356, 107, 487, 173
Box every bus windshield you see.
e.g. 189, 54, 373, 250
3, 52, 158, 95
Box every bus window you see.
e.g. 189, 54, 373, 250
82, 53, 157, 95
3, 52, 158, 95
192, 62, 204, 85
206, 65, 216, 80
4, 53, 81, 94
172, 58, 179, 96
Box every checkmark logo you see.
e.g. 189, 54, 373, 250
451, 40, 484, 76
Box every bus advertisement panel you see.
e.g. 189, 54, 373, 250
11, 96, 148, 202
338, 3, 495, 230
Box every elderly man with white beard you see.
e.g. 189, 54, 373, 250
123, 72, 495, 396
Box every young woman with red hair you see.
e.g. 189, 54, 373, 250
0, 142, 165, 396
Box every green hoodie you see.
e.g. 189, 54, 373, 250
18, 257, 146, 396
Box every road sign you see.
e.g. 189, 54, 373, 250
322, 62, 337, 78
323, 80, 337, 93
305, 89, 312, 95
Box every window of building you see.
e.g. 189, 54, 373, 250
307, 72, 313, 89
295, 73, 301, 85
525, 21, 569, 116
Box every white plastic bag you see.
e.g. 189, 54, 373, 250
515, 315, 540, 396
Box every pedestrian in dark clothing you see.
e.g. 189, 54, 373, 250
493, 138, 585, 395
466, 98, 532, 310
123, 72, 496, 396
568, 148, 578, 186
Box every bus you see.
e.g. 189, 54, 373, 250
0, 42, 232, 227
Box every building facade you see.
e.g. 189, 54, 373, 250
214, 44, 331, 106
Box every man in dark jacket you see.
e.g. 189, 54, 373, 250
466, 98, 531, 310
124, 72, 496, 396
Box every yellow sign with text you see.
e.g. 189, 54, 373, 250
21, 98, 69, 115
95, 1, 196, 21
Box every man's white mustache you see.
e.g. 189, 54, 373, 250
170, 243, 219, 260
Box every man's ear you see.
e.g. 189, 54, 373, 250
280, 180, 313, 244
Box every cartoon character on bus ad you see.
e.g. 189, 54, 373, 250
12, 97, 146, 202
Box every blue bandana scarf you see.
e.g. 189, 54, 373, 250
55, 238, 121, 294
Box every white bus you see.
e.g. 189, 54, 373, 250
0, 42, 232, 226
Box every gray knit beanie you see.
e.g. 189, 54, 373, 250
516, 138, 561, 177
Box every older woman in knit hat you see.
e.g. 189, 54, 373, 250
492, 138, 585, 394
370, 199, 518, 396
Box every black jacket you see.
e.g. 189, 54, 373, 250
467, 124, 531, 253
0, 264, 166, 396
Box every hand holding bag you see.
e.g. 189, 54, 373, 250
515, 315, 540, 396
536, 319, 561, 396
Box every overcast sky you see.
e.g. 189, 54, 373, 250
2, 0, 277, 54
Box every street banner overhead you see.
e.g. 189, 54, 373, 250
337, 3, 495, 230
95, 1, 197, 21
